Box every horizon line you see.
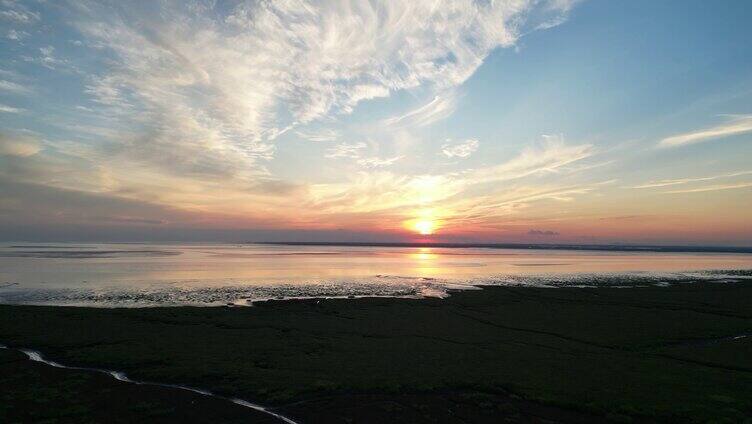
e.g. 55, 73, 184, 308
252, 241, 752, 254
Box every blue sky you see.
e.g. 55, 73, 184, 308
1, 0, 751, 244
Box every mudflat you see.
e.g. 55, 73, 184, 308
2, 280, 752, 423
0, 348, 279, 423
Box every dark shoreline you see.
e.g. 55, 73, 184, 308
2, 281, 752, 422
253, 241, 752, 254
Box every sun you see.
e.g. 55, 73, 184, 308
404, 210, 443, 236
413, 220, 435, 235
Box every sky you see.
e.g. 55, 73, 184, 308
1, 0, 751, 245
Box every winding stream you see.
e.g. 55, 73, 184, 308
0, 344, 299, 424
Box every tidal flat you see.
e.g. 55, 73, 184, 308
2, 280, 752, 423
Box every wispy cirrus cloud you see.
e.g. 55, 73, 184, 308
325, 142, 367, 159
0, 103, 24, 113
0, 0, 587, 238
658, 115, 752, 148
311, 136, 598, 219
442, 139, 479, 158
296, 128, 340, 142
323, 139, 402, 168
0, 0, 40, 24
0, 79, 31, 94
57, 0, 573, 183
357, 156, 403, 168
665, 182, 752, 194
632, 170, 752, 189
0, 133, 41, 157
468, 135, 593, 184
23, 46, 71, 70
383, 94, 457, 128
6, 28, 28, 40
630, 168, 752, 195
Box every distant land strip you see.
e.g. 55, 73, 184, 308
253, 242, 752, 254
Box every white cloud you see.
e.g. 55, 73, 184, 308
384, 95, 457, 128
296, 128, 339, 142
324, 141, 402, 168
311, 136, 596, 215
536, 16, 568, 30
39, 46, 66, 69
665, 182, 752, 194
0, 0, 39, 24
442, 138, 479, 158
357, 156, 402, 168
468, 135, 593, 184
6, 29, 28, 40
64, 0, 573, 179
23, 46, 74, 71
658, 115, 752, 148
0, 0, 583, 229
0, 133, 41, 157
0, 103, 24, 113
632, 170, 752, 189
325, 142, 367, 159
0, 79, 31, 94
310, 171, 461, 214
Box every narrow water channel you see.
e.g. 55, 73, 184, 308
0, 344, 299, 424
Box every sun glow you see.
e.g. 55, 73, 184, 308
414, 220, 435, 235
405, 209, 444, 236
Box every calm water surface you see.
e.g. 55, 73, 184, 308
1, 243, 751, 306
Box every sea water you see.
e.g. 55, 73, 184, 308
1, 242, 751, 307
